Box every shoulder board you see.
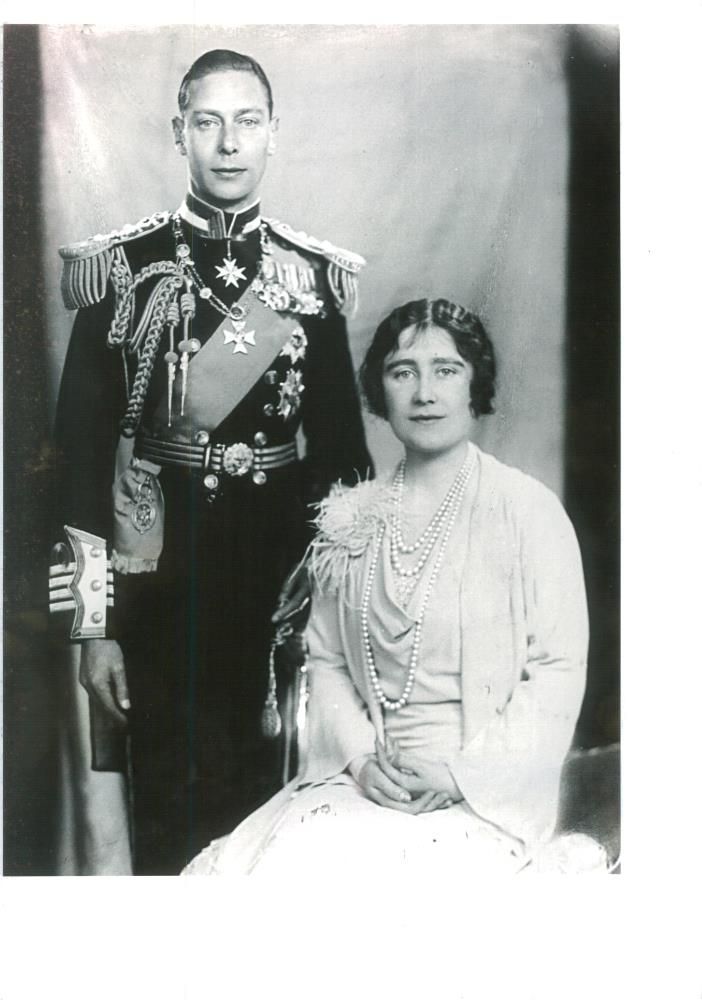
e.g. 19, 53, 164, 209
58, 211, 172, 310
264, 218, 365, 273
58, 210, 172, 262
265, 218, 366, 317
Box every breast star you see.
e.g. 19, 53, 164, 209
215, 257, 247, 288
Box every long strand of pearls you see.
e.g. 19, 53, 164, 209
361, 446, 475, 712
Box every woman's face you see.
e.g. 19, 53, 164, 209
381, 324, 476, 458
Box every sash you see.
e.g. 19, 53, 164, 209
150, 284, 301, 441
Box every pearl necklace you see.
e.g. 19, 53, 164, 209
361, 448, 475, 711
390, 448, 475, 582
392, 457, 469, 554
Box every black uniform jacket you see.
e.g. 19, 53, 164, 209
50, 196, 372, 641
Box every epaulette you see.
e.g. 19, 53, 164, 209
264, 218, 366, 317
58, 211, 172, 310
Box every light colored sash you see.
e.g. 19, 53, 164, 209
150, 284, 300, 441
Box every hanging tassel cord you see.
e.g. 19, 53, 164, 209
108, 256, 181, 349
120, 275, 182, 437
261, 621, 296, 740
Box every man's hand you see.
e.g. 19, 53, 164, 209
79, 639, 130, 726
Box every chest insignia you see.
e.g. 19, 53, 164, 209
223, 320, 257, 355
278, 369, 305, 420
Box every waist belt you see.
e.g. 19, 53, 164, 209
138, 434, 298, 488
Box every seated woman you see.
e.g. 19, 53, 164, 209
184, 298, 606, 876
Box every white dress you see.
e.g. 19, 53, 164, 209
184, 449, 608, 877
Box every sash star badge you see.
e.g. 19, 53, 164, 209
223, 320, 256, 355
277, 369, 305, 419
216, 257, 247, 287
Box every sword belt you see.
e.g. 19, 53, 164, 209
138, 434, 298, 487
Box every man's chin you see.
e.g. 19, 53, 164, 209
194, 181, 258, 213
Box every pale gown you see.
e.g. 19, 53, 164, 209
185, 491, 530, 877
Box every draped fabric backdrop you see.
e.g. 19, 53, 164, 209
30, 25, 578, 873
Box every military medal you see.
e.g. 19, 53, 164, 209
221, 302, 256, 355
216, 239, 246, 288
223, 320, 256, 355
277, 369, 305, 420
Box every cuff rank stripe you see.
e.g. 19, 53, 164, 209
49, 527, 112, 638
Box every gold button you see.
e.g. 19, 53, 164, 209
252, 471, 267, 486
195, 430, 210, 446
90, 611, 104, 624
90, 580, 103, 592
254, 432, 268, 447
263, 403, 275, 417
204, 474, 219, 491
90, 547, 102, 558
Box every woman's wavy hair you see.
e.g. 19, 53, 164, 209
359, 298, 496, 419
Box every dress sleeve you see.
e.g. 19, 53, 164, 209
50, 296, 126, 639
449, 484, 589, 848
300, 588, 378, 783
299, 307, 373, 511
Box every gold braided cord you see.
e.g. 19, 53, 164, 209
108, 256, 181, 348
120, 274, 181, 437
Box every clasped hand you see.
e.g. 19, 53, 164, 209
352, 736, 463, 814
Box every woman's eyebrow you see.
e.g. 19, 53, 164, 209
431, 356, 466, 366
383, 357, 418, 371
384, 355, 466, 371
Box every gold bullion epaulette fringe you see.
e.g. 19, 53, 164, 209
265, 218, 366, 316
58, 211, 172, 310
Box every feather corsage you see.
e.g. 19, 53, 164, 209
310, 479, 393, 595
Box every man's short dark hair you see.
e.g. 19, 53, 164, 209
359, 298, 497, 419
177, 49, 274, 117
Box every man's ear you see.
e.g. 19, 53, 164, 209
267, 116, 279, 156
172, 116, 187, 155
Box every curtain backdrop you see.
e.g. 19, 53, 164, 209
39, 24, 570, 873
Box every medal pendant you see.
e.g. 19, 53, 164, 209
131, 499, 157, 534
223, 319, 256, 355
215, 252, 247, 288
131, 476, 157, 533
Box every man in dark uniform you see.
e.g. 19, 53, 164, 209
49, 49, 372, 874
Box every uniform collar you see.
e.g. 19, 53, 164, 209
178, 189, 262, 240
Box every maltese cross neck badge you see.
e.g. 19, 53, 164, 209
223, 318, 256, 355
216, 255, 247, 288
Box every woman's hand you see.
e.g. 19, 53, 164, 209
348, 742, 454, 814
378, 736, 463, 804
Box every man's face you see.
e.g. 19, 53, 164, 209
173, 69, 277, 212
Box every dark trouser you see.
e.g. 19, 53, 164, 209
117, 468, 305, 874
